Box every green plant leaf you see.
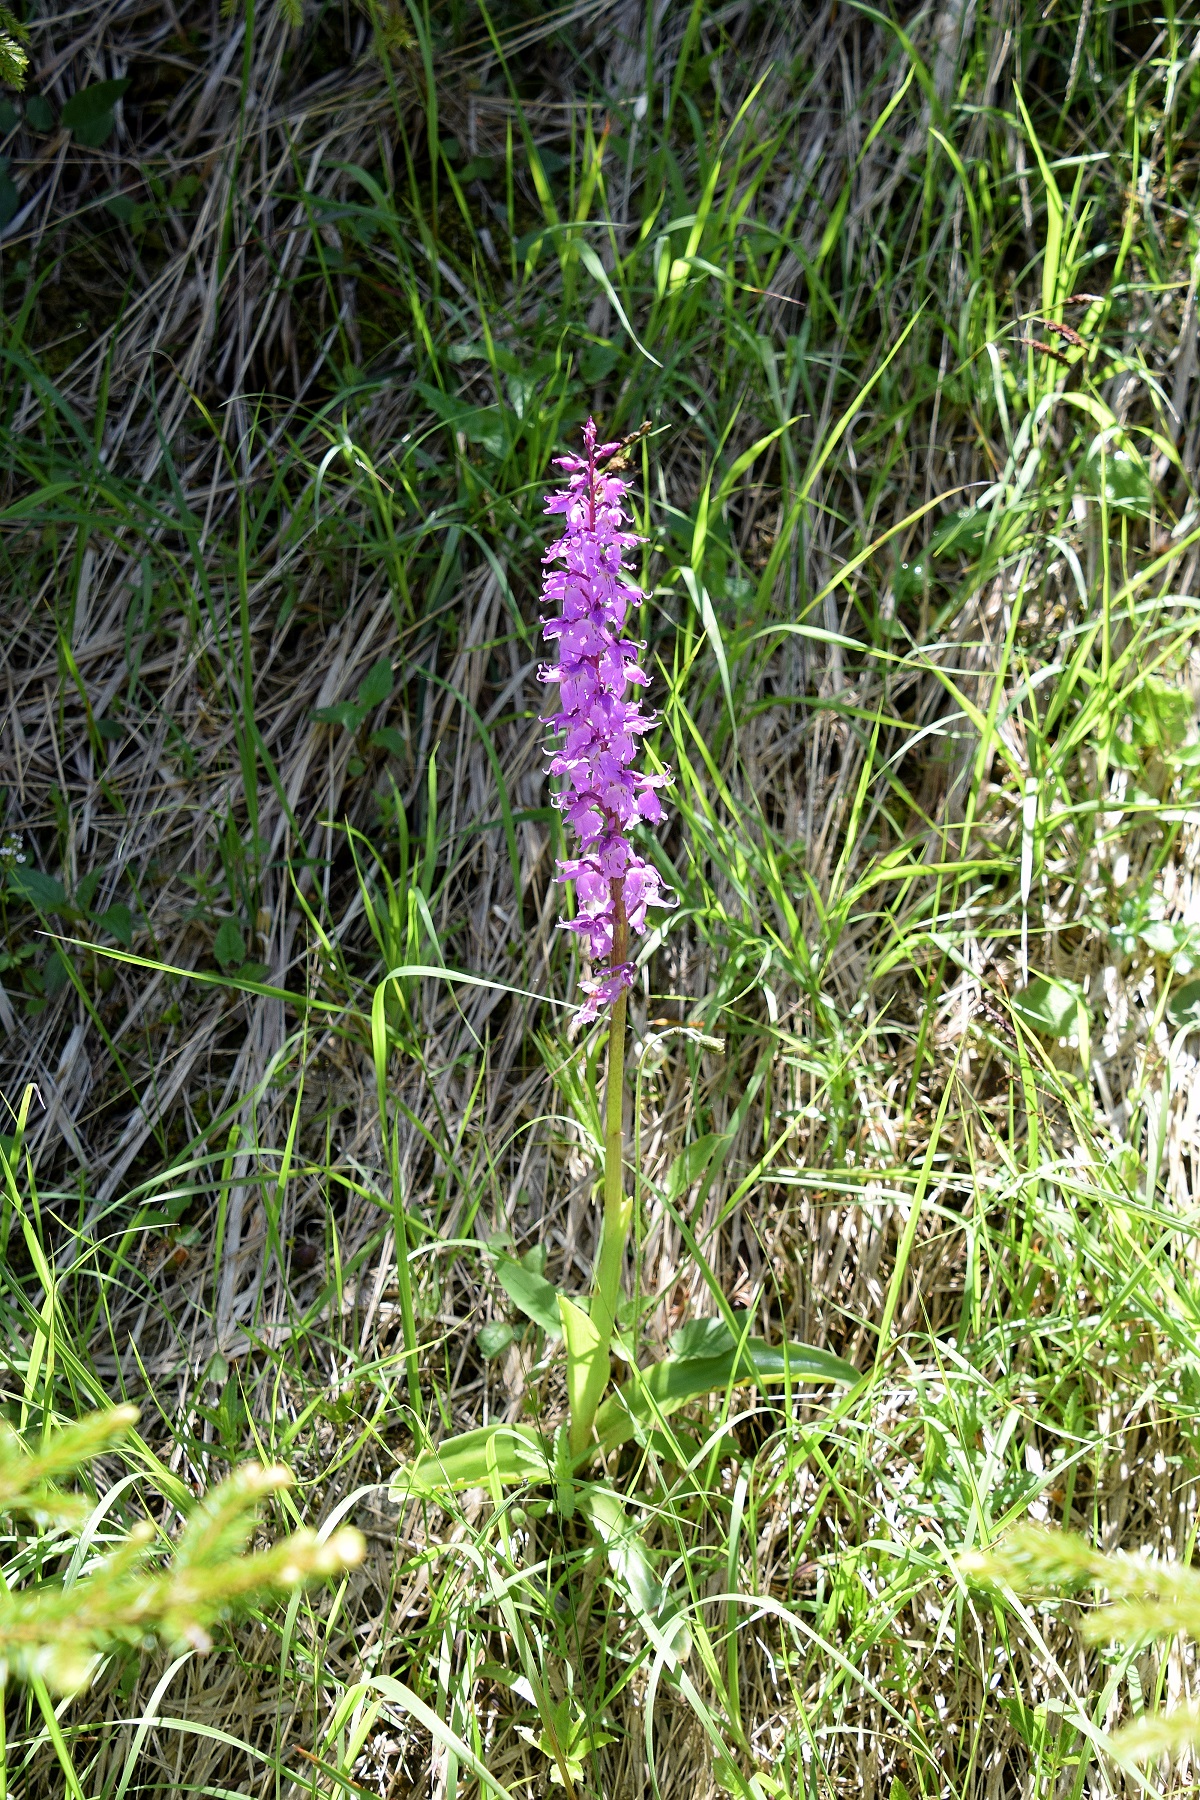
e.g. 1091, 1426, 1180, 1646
44, 949, 73, 996
1128, 676, 1193, 753
1084, 442, 1151, 515
415, 381, 509, 456
7, 867, 67, 911
355, 656, 394, 711
313, 699, 365, 730
559, 1294, 608, 1458
893, 556, 929, 602
929, 507, 986, 559
370, 726, 407, 757
60, 78, 129, 148
214, 919, 247, 970
96, 903, 133, 947
1140, 921, 1179, 958
1011, 974, 1089, 1037
75, 869, 102, 913
668, 1314, 755, 1360
581, 1487, 691, 1664
492, 1252, 563, 1338
1169, 980, 1200, 1031
391, 1424, 551, 1498
665, 1132, 730, 1201
476, 1321, 513, 1360
593, 1339, 858, 1456
24, 94, 52, 132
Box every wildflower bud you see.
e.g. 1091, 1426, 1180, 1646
539, 419, 676, 1020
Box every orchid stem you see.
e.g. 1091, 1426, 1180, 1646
590, 888, 631, 1378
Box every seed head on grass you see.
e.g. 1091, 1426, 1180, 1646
539, 419, 675, 1020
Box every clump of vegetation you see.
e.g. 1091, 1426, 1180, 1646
0, 1404, 363, 1697
963, 1527, 1200, 1766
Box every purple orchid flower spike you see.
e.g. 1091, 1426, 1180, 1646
539, 418, 675, 1021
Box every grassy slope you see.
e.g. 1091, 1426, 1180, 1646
1, 0, 1200, 1794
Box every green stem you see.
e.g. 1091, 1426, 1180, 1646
590, 884, 631, 1363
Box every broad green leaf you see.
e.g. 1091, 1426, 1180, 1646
391, 1424, 551, 1498
492, 1254, 562, 1338
96, 903, 133, 947
929, 507, 986, 559
415, 381, 509, 457
593, 1339, 857, 1456
1140, 921, 1179, 958
1011, 974, 1088, 1037
475, 1321, 513, 1361
1084, 442, 1151, 515
558, 1294, 607, 1457
669, 1314, 755, 1360
516, 1711, 616, 1785
313, 699, 365, 730
370, 726, 407, 757
213, 919, 246, 970
1169, 980, 1200, 1031
1128, 676, 1193, 753
581, 1487, 691, 1664
7, 867, 67, 911
893, 555, 929, 602
355, 656, 393, 710
44, 949, 73, 996
61, 78, 129, 148
390, 1336, 855, 1497
75, 869, 102, 913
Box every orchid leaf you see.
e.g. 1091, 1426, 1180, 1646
391, 1424, 551, 1499
581, 1486, 691, 1665
392, 1338, 856, 1497
593, 1339, 857, 1456
7, 867, 67, 911
668, 1314, 755, 1360
558, 1294, 608, 1458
